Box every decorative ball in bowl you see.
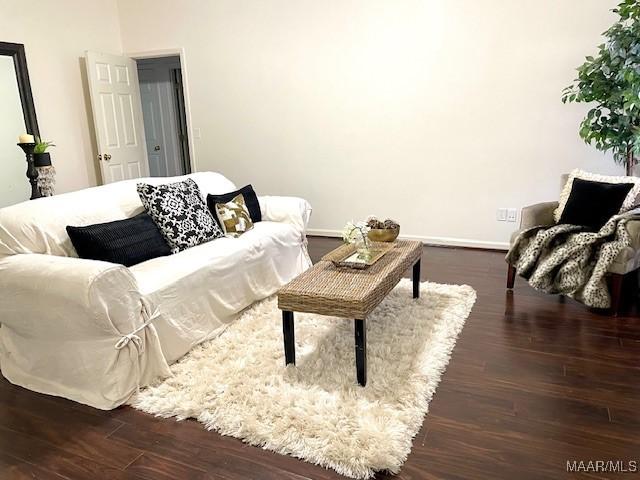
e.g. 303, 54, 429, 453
366, 217, 400, 242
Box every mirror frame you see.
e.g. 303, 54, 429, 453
0, 41, 39, 138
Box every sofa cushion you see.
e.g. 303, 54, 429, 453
0, 172, 237, 258
207, 184, 261, 229
137, 178, 223, 253
129, 221, 309, 362
130, 221, 299, 292
66, 213, 171, 267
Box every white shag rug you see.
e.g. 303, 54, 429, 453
131, 279, 476, 479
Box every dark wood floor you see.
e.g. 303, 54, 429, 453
1, 237, 639, 480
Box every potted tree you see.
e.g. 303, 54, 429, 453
33, 137, 55, 167
562, 0, 640, 175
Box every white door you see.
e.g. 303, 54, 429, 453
85, 51, 149, 183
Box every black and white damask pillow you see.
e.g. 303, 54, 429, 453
137, 178, 223, 252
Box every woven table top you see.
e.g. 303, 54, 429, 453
278, 240, 422, 319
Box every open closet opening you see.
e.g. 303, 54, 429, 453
136, 55, 191, 177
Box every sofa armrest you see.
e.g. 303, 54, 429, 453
520, 201, 558, 229
0, 254, 141, 338
258, 196, 312, 232
0, 254, 170, 409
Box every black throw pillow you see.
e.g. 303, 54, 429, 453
559, 178, 634, 231
207, 185, 261, 229
67, 213, 172, 267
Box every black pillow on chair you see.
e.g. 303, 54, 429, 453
559, 178, 634, 231
67, 213, 172, 267
207, 185, 261, 229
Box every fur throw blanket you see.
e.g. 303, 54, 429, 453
506, 209, 640, 308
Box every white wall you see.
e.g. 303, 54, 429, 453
117, 0, 623, 248
5, 0, 614, 246
0, 0, 122, 194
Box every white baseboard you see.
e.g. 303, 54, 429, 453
306, 229, 509, 251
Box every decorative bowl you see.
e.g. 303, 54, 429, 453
367, 226, 400, 242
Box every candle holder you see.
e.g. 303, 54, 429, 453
17, 142, 42, 200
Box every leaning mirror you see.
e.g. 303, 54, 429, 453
0, 42, 39, 208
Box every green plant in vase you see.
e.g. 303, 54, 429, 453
34, 138, 55, 154
33, 137, 55, 167
562, 0, 640, 175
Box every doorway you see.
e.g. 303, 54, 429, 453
136, 56, 191, 177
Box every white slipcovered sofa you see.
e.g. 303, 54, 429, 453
0, 172, 311, 409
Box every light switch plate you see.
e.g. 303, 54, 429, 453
497, 208, 507, 221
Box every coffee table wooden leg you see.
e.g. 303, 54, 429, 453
413, 258, 421, 298
282, 310, 295, 365
355, 318, 367, 386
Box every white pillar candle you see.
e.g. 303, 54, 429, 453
18, 133, 35, 143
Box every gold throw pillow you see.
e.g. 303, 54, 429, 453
214, 193, 254, 237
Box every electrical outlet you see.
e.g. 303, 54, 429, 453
497, 208, 507, 221
193, 128, 201, 139
507, 208, 517, 222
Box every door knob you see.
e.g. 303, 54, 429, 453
154, 145, 160, 151
103, 153, 112, 161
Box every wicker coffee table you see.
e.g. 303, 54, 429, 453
277, 240, 422, 386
